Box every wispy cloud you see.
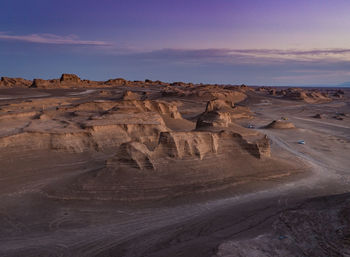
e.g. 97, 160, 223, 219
227, 48, 350, 62
136, 48, 350, 63
229, 48, 350, 55
0, 32, 110, 46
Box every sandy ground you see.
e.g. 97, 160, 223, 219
0, 87, 349, 256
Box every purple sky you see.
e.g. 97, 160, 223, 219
1, 0, 350, 86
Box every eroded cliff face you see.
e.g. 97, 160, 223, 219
111, 130, 270, 170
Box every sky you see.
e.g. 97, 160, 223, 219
1, 0, 350, 86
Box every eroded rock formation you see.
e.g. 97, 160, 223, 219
265, 120, 296, 129
257, 86, 332, 103
196, 99, 252, 129
0, 78, 302, 201
0, 77, 32, 88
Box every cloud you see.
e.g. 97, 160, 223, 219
226, 48, 350, 62
137, 48, 350, 64
0, 32, 110, 46
228, 48, 350, 55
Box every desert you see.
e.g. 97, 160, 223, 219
3, 0, 350, 255
0, 74, 349, 256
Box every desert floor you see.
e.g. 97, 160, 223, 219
0, 86, 349, 257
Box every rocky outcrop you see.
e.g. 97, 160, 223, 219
105, 130, 270, 172
60, 99, 182, 119
104, 78, 128, 86
278, 88, 330, 103
20, 74, 176, 89
31, 78, 60, 88
196, 111, 232, 128
155, 131, 220, 160
112, 100, 182, 119
161, 85, 247, 103
265, 120, 296, 129
108, 142, 155, 170
122, 90, 142, 100
31, 74, 99, 88
196, 99, 252, 129
257, 87, 332, 103
205, 99, 235, 112
0, 98, 188, 152
0, 77, 32, 88
242, 134, 271, 158
60, 73, 81, 83
143, 100, 182, 119
0, 74, 251, 93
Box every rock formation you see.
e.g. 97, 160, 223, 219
60, 73, 81, 83
122, 90, 142, 100
196, 99, 252, 129
31, 78, 60, 88
104, 78, 128, 86
0, 77, 32, 88
257, 86, 332, 103
0, 77, 303, 201
265, 120, 296, 129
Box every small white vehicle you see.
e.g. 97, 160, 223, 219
298, 140, 305, 145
